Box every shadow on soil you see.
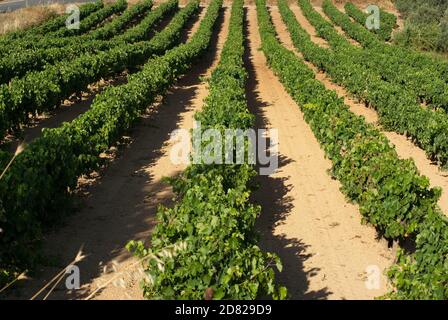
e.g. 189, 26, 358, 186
5, 10, 182, 152
2, 7, 225, 300
243, 7, 330, 300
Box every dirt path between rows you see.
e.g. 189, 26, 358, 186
287, 4, 448, 215
4, 6, 230, 300
331, 0, 405, 33
314, 5, 361, 47
5, 10, 177, 152
246, 5, 394, 300
4, 2, 440, 301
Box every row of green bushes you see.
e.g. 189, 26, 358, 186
276, 0, 439, 246
0, 0, 155, 84
0, 1, 103, 45
0, 1, 117, 57
394, 0, 448, 53
305, 0, 448, 168
344, 2, 397, 41
51, 0, 128, 38
321, 0, 448, 85
265, 0, 448, 299
322, 0, 448, 111
0, 0, 179, 141
0, 0, 200, 284
129, 0, 285, 300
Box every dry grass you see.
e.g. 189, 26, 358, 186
151, 0, 392, 5
0, 0, 147, 35
0, 4, 67, 35
0, 0, 398, 36
331, 0, 396, 11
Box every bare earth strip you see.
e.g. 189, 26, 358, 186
246, 5, 393, 300
287, 4, 448, 215
5, 11, 177, 151
4, 2, 440, 301
5, 6, 230, 300
314, 5, 361, 47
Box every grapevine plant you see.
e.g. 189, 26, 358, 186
261, 0, 448, 299
128, 0, 286, 300
0, 0, 180, 141
321, 0, 448, 86
344, 2, 397, 41
0, 0, 200, 284
0, 0, 125, 57
320, 0, 448, 112
0, 1, 104, 48
292, 0, 448, 168
0, 0, 155, 84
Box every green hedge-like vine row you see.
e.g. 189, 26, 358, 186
321, 0, 448, 86
344, 2, 396, 41
0, 1, 104, 46
0, 0, 207, 290
30, 1, 104, 36
49, 0, 128, 38
274, 0, 440, 250
0, 0, 155, 84
0, 0, 180, 141
262, 0, 448, 299
83, 0, 152, 41
296, 0, 448, 112
321, 0, 448, 111
0, 1, 122, 58
294, 0, 448, 168
386, 205, 448, 299
128, 0, 286, 300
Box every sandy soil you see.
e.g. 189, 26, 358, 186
314, 5, 361, 47
3, 1, 445, 301
0, 4, 66, 34
4, 6, 230, 300
287, 4, 448, 215
4, 12, 178, 151
329, 0, 396, 12
6, 74, 127, 153
246, 5, 394, 300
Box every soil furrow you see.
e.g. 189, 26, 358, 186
247, 5, 393, 300
286, 4, 448, 215
4, 6, 230, 300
